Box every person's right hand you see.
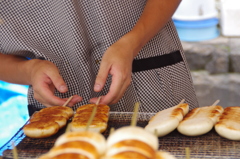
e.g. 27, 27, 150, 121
26, 59, 82, 107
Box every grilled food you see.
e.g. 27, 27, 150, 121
38, 131, 107, 159
30, 116, 67, 129
23, 106, 74, 138
48, 141, 99, 159
105, 126, 158, 159
215, 106, 240, 140
38, 106, 74, 119
23, 120, 60, 138
145, 103, 189, 137
177, 105, 223, 136
38, 153, 89, 159
155, 151, 177, 159
55, 131, 106, 156
71, 104, 110, 133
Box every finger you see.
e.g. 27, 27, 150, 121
89, 97, 101, 105
34, 90, 66, 107
46, 69, 68, 93
90, 73, 131, 105
35, 77, 82, 107
99, 75, 123, 104
35, 85, 82, 107
103, 80, 129, 105
89, 85, 124, 105
94, 60, 110, 92
33, 81, 64, 107
62, 95, 83, 107
106, 73, 131, 104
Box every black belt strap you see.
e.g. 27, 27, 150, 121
132, 50, 183, 72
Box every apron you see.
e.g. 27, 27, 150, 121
1, 0, 199, 113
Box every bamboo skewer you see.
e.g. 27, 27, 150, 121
185, 147, 190, 159
62, 96, 74, 132
63, 96, 73, 107
179, 99, 185, 105
85, 106, 97, 131
85, 96, 102, 131
11, 142, 18, 159
86, 106, 97, 131
154, 129, 158, 136
130, 102, 140, 127
110, 127, 115, 135
65, 123, 72, 133
211, 99, 220, 106
95, 96, 102, 106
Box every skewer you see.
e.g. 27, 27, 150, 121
85, 96, 101, 131
65, 123, 72, 133
96, 96, 102, 106
85, 106, 97, 131
179, 99, 185, 105
185, 147, 190, 159
154, 129, 158, 136
130, 102, 140, 127
62, 96, 75, 132
11, 142, 18, 159
63, 96, 73, 107
110, 127, 115, 135
211, 99, 220, 106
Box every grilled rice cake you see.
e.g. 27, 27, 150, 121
39, 106, 74, 119
145, 103, 189, 137
215, 106, 240, 140
23, 120, 60, 138
71, 104, 110, 133
24, 106, 74, 138
177, 105, 223, 136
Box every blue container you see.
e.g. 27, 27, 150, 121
173, 18, 220, 42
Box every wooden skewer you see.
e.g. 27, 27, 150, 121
179, 99, 185, 105
85, 105, 97, 131
96, 96, 102, 106
63, 96, 73, 107
65, 123, 72, 133
211, 99, 220, 106
110, 127, 115, 135
130, 102, 140, 127
11, 142, 18, 159
154, 129, 158, 136
185, 147, 190, 159
85, 96, 101, 131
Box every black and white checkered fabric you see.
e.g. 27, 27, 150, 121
1, 0, 199, 113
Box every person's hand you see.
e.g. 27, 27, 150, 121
26, 59, 82, 107
89, 36, 138, 105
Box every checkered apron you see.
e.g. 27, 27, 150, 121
1, 0, 199, 113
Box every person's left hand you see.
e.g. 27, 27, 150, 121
89, 36, 138, 105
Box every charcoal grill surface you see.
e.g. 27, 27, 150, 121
1, 112, 240, 159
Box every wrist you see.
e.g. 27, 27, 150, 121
121, 31, 145, 58
20, 59, 42, 85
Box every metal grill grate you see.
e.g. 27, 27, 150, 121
1, 112, 240, 159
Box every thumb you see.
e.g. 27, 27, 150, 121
48, 71, 68, 93
94, 62, 109, 92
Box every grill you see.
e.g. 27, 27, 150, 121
1, 112, 240, 159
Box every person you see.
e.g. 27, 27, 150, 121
0, 0, 199, 114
